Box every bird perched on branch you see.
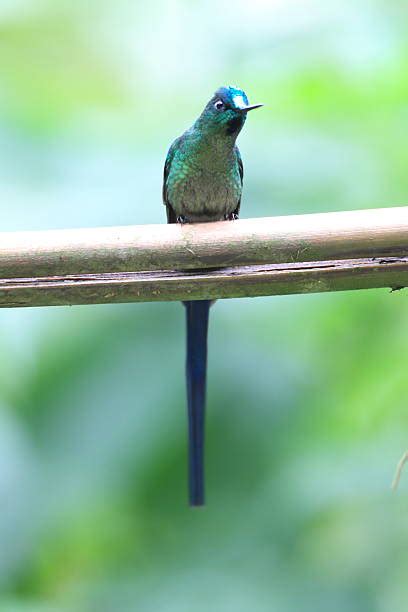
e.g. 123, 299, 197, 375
163, 86, 262, 505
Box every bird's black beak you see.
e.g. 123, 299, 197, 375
241, 103, 263, 112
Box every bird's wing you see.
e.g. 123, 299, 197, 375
232, 146, 244, 219
163, 138, 180, 224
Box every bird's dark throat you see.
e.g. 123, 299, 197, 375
225, 115, 245, 136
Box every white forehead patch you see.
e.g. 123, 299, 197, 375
232, 95, 247, 110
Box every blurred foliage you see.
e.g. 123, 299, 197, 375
0, 1, 407, 610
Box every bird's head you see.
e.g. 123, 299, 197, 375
197, 86, 263, 138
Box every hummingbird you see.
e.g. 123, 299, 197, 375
163, 86, 262, 506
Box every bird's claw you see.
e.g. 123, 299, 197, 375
177, 215, 188, 224
224, 212, 239, 221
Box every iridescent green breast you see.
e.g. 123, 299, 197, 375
164, 130, 243, 223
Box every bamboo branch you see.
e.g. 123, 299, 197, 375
0, 257, 406, 308
1, 207, 408, 278
0, 207, 407, 307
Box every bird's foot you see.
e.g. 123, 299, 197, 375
224, 212, 239, 221
177, 215, 188, 224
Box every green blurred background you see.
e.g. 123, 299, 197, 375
1, 1, 408, 610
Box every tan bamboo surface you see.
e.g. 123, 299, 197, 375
0, 207, 407, 307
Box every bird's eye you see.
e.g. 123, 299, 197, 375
214, 99, 224, 111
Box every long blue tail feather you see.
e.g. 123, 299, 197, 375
184, 300, 211, 506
